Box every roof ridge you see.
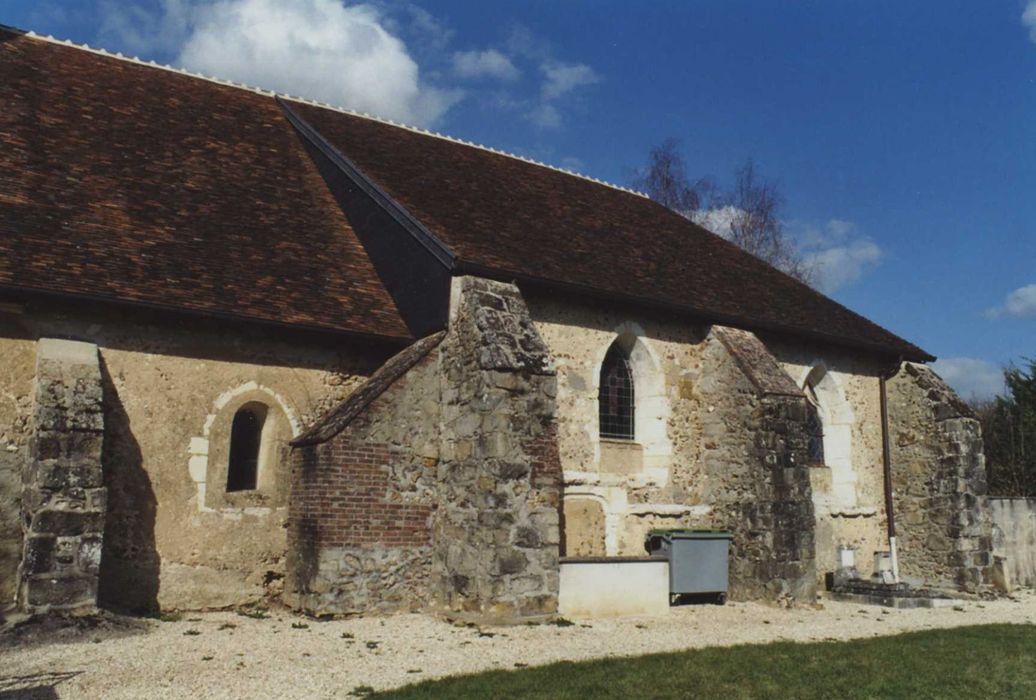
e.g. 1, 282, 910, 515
16, 27, 649, 200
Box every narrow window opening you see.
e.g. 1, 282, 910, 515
599, 342, 635, 440
805, 383, 825, 466
227, 405, 265, 492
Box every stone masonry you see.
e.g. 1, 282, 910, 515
19, 338, 107, 613
286, 333, 444, 616
889, 362, 994, 592
705, 328, 817, 602
286, 277, 562, 622
433, 277, 561, 622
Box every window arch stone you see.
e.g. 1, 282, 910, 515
801, 363, 856, 508
187, 382, 298, 513
591, 322, 672, 482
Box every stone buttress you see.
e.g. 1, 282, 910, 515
705, 327, 818, 602
19, 338, 107, 613
286, 276, 562, 622
889, 362, 994, 592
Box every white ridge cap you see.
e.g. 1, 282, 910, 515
14, 26, 649, 199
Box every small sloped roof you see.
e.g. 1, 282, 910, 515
292, 331, 445, 447
0, 28, 410, 340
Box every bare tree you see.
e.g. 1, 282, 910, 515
634, 141, 813, 285
632, 139, 715, 215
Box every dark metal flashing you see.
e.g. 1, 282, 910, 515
454, 260, 935, 364
277, 97, 457, 270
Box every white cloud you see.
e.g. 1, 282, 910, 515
96, 3, 600, 130
986, 283, 1036, 319
526, 103, 561, 128
518, 60, 600, 129
399, 5, 454, 54
452, 49, 520, 81
99, 0, 191, 54
823, 218, 854, 240
560, 156, 585, 172
931, 357, 1006, 402
540, 62, 600, 100
793, 218, 882, 293
180, 0, 462, 125
1024, 1, 1036, 42
804, 238, 882, 293
100, 0, 462, 127
690, 205, 741, 240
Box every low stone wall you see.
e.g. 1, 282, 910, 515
991, 498, 1036, 589
889, 363, 994, 592
20, 339, 107, 613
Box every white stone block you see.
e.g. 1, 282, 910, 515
559, 559, 670, 618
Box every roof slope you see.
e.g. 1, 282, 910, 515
0, 29, 410, 340
0, 28, 930, 361
292, 102, 931, 361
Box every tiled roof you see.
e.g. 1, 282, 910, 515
292, 101, 932, 361
0, 28, 410, 340
0, 27, 931, 361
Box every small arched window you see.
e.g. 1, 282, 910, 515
599, 342, 635, 440
804, 383, 825, 465
227, 404, 266, 492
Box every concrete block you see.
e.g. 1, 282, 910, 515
559, 559, 669, 618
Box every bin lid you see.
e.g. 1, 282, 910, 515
648, 528, 733, 540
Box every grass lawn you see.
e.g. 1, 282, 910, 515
374, 624, 1036, 699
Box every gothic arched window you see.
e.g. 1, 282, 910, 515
599, 343, 635, 440
227, 404, 266, 491
804, 384, 825, 465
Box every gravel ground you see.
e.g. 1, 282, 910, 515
2, 593, 1035, 699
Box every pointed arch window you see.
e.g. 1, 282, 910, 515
804, 383, 825, 466
227, 404, 267, 491
599, 343, 635, 440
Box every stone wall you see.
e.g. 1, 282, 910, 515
286, 277, 562, 623
763, 339, 889, 583
699, 329, 816, 601
19, 339, 106, 613
0, 297, 387, 613
526, 293, 709, 557
527, 289, 817, 604
0, 309, 34, 618
434, 277, 561, 622
990, 498, 1036, 589
287, 334, 443, 616
888, 362, 994, 592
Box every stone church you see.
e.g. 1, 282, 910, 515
0, 27, 995, 623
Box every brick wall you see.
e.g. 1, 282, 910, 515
286, 340, 442, 616
291, 439, 433, 549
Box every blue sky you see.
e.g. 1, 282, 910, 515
5, 0, 1035, 399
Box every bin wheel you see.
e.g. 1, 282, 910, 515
716, 593, 727, 605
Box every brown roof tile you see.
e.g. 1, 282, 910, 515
0, 28, 931, 361
291, 102, 931, 361
0, 30, 410, 340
